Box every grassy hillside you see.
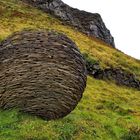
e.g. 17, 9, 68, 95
0, 77, 140, 140
1, 0, 140, 77
0, 0, 140, 140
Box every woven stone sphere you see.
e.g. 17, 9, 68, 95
0, 30, 87, 120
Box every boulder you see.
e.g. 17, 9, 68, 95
0, 30, 87, 120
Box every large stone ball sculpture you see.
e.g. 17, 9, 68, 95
0, 30, 87, 120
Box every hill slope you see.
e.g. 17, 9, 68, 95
1, 0, 140, 77
22, 0, 115, 47
0, 0, 140, 140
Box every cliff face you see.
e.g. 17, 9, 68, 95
23, 0, 115, 47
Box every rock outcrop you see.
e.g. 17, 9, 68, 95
84, 55, 140, 90
94, 68, 140, 90
22, 0, 115, 47
0, 30, 87, 120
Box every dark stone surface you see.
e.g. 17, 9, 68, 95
22, 0, 115, 47
0, 29, 87, 120
84, 56, 140, 90
94, 68, 140, 90
82, 53, 101, 75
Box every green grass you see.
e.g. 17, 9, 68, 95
0, 77, 140, 140
0, 0, 140, 78
0, 0, 140, 139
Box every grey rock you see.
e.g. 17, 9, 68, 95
22, 0, 115, 47
94, 68, 140, 90
83, 55, 140, 90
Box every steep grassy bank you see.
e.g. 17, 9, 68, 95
0, 0, 140, 78
0, 77, 140, 140
0, 0, 140, 140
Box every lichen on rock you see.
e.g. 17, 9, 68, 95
0, 29, 87, 120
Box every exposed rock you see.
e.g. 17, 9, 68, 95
83, 55, 140, 90
94, 68, 140, 90
0, 29, 87, 120
82, 53, 101, 75
22, 0, 115, 47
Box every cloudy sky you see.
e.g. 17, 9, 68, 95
63, 0, 140, 60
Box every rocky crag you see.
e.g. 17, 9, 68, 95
94, 68, 140, 90
23, 0, 115, 47
0, 30, 87, 120
84, 56, 140, 90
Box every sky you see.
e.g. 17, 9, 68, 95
62, 0, 140, 60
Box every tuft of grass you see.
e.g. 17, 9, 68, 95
82, 52, 99, 65
121, 125, 140, 140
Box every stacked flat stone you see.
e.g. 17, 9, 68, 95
0, 30, 87, 120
